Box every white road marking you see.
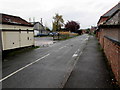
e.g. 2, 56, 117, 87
72, 49, 82, 58
59, 46, 67, 50
72, 54, 78, 57
75, 48, 80, 54
0, 53, 50, 83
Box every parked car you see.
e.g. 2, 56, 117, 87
48, 32, 58, 36
53, 32, 58, 35
48, 32, 53, 36
37, 33, 48, 37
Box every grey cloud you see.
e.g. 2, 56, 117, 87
0, 0, 119, 29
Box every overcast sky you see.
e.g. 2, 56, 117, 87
1, 0, 119, 29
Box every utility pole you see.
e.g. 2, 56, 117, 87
40, 18, 43, 34
41, 18, 43, 25
29, 18, 31, 23
33, 17, 35, 23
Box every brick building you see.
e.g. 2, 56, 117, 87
97, 3, 120, 85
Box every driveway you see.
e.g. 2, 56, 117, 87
35, 37, 57, 47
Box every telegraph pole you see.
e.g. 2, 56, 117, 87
40, 18, 43, 25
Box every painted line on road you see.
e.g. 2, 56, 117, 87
72, 54, 78, 57
59, 46, 67, 50
75, 49, 80, 54
73, 48, 80, 57
0, 53, 50, 83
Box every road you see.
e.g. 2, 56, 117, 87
1, 34, 89, 88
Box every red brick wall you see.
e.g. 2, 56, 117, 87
104, 38, 120, 82
99, 29, 104, 48
98, 27, 120, 85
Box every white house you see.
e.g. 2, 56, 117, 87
0, 13, 34, 51
31, 22, 50, 36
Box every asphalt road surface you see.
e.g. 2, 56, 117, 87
1, 34, 89, 88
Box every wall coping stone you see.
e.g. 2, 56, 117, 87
104, 36, 120, 46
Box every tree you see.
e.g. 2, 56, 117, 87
45, 27, 51, 31
86, 28, 90, 33
52, 22, 57, 32
52, 13, 64, 32
65, 21, 80, 32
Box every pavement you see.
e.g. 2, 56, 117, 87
2, 34, 89, 88
64, 36, 113, 88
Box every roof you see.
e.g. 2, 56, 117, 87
0, 13, 33, 27
103, 9, 120, 25
98, 9, 120, 28
97, 17, 109, 25
98, 2, 120, 25
33, 22, 44, 26
102, 3, 119, 17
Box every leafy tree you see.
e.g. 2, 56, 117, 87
52, 13, 64, 32
45, 27, 51, 31
52, 22, 57, 32
65, 21, 80, 32
86, 28, 90, 33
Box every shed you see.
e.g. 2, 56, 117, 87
0, 13, 34, 51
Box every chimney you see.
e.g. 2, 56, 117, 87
29, 18, 31, 22
33, 17, 35, 23
40, 18, 43, 25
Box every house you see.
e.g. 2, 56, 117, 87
0, 13, 34, 51
97, 2, 120, 85
30, 22, 50, 36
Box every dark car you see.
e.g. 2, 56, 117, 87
48, 32, 58, 36
37, 33, 48, 37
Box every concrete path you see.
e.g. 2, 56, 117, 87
64, 36, 113, 88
